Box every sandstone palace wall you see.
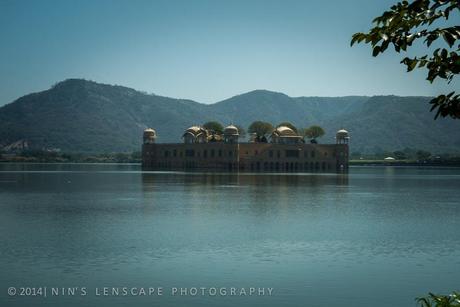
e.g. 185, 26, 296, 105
142, 142, 348, 172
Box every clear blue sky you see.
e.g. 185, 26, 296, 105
0, 0, 458, 105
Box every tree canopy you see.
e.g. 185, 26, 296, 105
351, 0, 460, 119
304, 125, 325, 140
277, 122, 298, 132
203, 121, 224, 134
248, 121, 274, 137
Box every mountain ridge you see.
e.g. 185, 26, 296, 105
1, 78, 459, 154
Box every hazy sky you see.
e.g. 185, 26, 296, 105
0, 0, 458, 105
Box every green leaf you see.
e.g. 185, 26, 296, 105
381, 40, 390, 52
372, 45, 381, 57
442, 32, 455, 47
441, 48, 448, 58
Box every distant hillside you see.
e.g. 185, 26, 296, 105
1, 79, 459, 153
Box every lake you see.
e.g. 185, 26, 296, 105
0, 164, 459, 307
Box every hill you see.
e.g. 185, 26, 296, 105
1, 79, 459, 154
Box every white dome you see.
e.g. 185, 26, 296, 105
186, 126, 201, 133
143, 128, 157, 144
185, 126, 208, 136
223, 125, 239, 135
274, 126, 297, 136
143, 128, 156, 136
336, 129, 349, 138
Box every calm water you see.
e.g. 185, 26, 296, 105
0, 164, 459, 307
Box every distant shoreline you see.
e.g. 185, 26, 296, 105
349, 160, 460, 167
0, 161, 141, 165
1, 160, 460, 168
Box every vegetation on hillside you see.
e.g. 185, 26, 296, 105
0, 150, 142, 163
1, 79, 460, 153
351, 147, 438, 160
350, 148, 460, 166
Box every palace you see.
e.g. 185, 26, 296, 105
142, 125, 349, 172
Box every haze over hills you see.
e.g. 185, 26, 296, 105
0, 79, 459, 154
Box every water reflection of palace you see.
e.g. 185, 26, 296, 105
141, 172, 349, 215
142, 125, 349, 172
141, 172, 349, 194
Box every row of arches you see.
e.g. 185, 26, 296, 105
152, 161, 336, 172
155, 161, 238, 170
244, 161, 333, 172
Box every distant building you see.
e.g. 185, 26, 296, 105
142, 125, 349, 172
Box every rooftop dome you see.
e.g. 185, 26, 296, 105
143, 128, 156, 136
336, 129, 348, 139
223, 125, 239, 135
143, 128, 157, 144
185, 126, 204, 135
274, 126, 297, 137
